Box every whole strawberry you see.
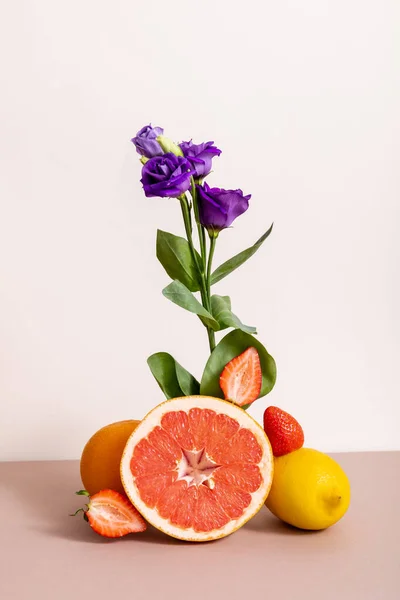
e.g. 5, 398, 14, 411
263, 406, 304, 457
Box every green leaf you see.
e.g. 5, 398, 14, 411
156, 230, 201, 292
200, 330, 276, 399
211, 223, 273, 286
147, 352, 200, 399
147, 353, 183, 399
162, 280, 219, 331
211, 295, 257, 334
175, 362, 200, 396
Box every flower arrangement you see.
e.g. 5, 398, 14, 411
131, 124, 276, 407
72, 125, 351, 542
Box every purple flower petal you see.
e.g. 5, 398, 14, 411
179, 140, 221, 178
196, 181, 250, 231
141, 153, 194, 199
131, 124, 164, 158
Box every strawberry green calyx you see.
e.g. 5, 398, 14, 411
70, 507, 89, 522
75, 490, 90, 496
70, 490, 90, 521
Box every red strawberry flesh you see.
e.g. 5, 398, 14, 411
219, 347, 262, 407
86, 489, 147, 538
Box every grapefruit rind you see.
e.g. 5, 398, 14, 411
120, 395, 273, 542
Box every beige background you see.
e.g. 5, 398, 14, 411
0, 1, 399, 460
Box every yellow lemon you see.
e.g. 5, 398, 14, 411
265, 448, 351, 530
80, 420, 140, 496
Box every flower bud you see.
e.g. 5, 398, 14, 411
156, 135, 184, 157
131, 125, 164, 158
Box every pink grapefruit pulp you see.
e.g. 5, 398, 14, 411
120, 396, 273, 541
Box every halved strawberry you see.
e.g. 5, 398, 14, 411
219, 347, 262, 407
263, 406, 304, 457
71, 489, 147, 538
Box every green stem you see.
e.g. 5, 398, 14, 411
206, 327, 216, 352
191, 177, 207, 269
191, 180, 216, 353
179, 195, 215, 353
191, 177, 199, 220
206, 234, 217, 303
179, 196, 198, 270
204, 234, 217, 352
205, 234, 217, 352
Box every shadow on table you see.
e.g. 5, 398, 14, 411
2, 460, 183, 546
3, 460, 319, 545
244, 506, 323, 536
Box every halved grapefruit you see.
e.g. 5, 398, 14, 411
120, 396, 273, 541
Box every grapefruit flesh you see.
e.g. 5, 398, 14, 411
121, 396, 273, 541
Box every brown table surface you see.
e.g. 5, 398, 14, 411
0, 452, 399, 600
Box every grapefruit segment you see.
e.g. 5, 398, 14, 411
147, 426, 182, 463
206, 413, 240, 456
130, 438, 176, 477
161, 410, 194, 450
121, 396, 273, 542
212, 481, 252, 519
156, 480, 188, 520
213, 428, 263, 464
170, 485, 198, 528
214, 463, 262, 493
194, 485, 230, 532
135, 471, 177, 508
188, 407, 216, 450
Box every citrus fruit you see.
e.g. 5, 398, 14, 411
120, 396, 273, 542
265, 448, 351, 530
80, 420, 140, 496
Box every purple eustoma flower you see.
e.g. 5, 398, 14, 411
131, 124, 164, 158
179, 140, 221, 179
196, 182, 251, 232
141, 153, 195, 198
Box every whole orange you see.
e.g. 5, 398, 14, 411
80, 420, 140, 495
